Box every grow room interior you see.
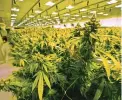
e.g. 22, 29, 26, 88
0, 0, 121, 100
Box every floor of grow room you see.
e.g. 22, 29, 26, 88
0, 63, 17, 100
0, 48, 19, 100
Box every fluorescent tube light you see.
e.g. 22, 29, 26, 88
45, 1, 55, 6
103, 14, 108, 16
97, 12, 104, 14
64, 13, 70, 16
52, 12, 58, 15
107, 0, 117, 4
54, 16, 59, 19
80, 8, 87, 12
29, 15, 34, 18
74, 15, 79, 17
90, 11, 96, 13
11, 14, 17, 17
82, 16, 87, 18
115, 4, 122, 8
38, 18, 42, 20
71, 18, 75, 19
11, 7, 19, 12
11, 18, 16, 19
66, 5, 74, 9
18, 0, 24, 1
48, 19, 51, 20
35, 10, 42, 14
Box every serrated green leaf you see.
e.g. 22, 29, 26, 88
43, 64, 48, 72
32, 75, 40, 92
43, 72, 51, 89
93, 78, 105, 100
101, 56, 110, 79
38, 72, 43, 100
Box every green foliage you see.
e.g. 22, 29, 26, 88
0, 16, 120, 100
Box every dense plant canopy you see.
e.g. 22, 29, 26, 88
0, 16, 121, 100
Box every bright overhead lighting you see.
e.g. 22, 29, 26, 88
64, 13, 70, 16
90, 11, 96, 13
103, 14, 108, 16
35, 10, 42, 14
11, 17, 16, 20
11, 7, 20, 12
71, 18, 75, 19
11, 14, 17, 17
80, 8, 87, 12
45, 1, 55, 6
97, 12, 104, 14
18, 0, 24, 1
48, 19, 51, 20
38, 18, 42, 20
66, 5, 74, 9
29, 15, 34, 18
54, 16, 59, 19
52, 12, 58, 15
82, 16, 87, 18
74, 14, 79, 17
107, 0, 117, 4
115, 4, 122, 8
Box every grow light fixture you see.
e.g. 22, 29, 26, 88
82, 16, 87, 18
90, 11, 96, 14
18, 0, 24, 1
74, 15, 79, 17
71, 18, 75, 20
11, 14, 17, 17
107, 0, 117, 4
11, 7, 20, 12
103, 13, 108, 16
64, 13, 70, 16
48, 19, 51, 20
29, 15, 34, 18
38, 18, 42, 20
80, 8, 87, 12
97, 12, 104, 14
115, 4, 122, 8
35, 10, 42, 14
66, 5, 74, 9
54, 16, 59, 19
45, 1, 55, 6
52, 12, 58, 15
11, 17, 16, 20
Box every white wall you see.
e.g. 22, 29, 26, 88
54, 17, 122, 28
100, 17, 122, 27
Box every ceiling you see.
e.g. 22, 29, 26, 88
0, 0, 121, 27
0, 0, 12, 26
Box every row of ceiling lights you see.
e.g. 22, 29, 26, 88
21, 11, 110, 27
21, 5, 121, 27
11, 0, 121, 27
11, 0, 24, 26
